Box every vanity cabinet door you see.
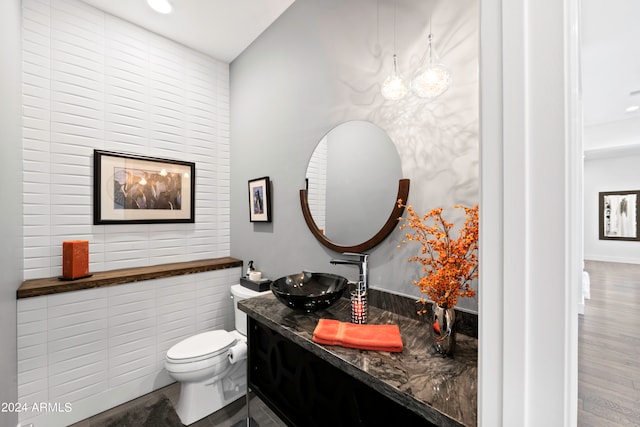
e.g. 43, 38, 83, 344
247, 318, 436, 427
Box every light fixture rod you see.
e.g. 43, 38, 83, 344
427, 15, 433, 63
393, 0, 397, 54
380, 0, 408, 101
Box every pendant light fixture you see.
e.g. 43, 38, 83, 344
381, 0, 408, 101
411, 17, 451, 99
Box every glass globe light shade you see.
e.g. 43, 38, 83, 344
381, 55, 408, 101
411, 34, 452, 99
411, 64, 451, 99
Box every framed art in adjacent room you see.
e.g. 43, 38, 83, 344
94, 150, 195, 224
248, 176, 272, 222
599, 190, 640, 241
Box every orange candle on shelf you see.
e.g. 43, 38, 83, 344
62, 240, 89, 279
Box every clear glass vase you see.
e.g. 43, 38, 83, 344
431, 303, 456, 356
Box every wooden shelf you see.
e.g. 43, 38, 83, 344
18, 257, 243, 299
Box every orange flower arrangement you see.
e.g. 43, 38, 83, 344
397, 200, 479, 311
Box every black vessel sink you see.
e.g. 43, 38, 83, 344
271, 272, 348, 312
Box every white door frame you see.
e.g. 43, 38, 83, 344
478, 0, 581, 425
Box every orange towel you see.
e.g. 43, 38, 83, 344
312, 319, 403, 353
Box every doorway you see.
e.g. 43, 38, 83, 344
578, 0, 640, 424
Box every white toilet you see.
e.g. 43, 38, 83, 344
165, 284, 268, 425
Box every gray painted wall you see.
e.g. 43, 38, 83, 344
230, 0, 479, 311
0, 0, 22, 424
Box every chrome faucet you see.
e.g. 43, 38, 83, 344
330, 252, 369, 294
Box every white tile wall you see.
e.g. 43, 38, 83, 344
306, 136, 328, 232
22, 0, 230, 280
17, 297, 49, 407
17, 268, 242, 427
19, 0, 234, 425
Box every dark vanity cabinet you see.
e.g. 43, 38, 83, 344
240, 294, 476, 427
247, 318, 434, 427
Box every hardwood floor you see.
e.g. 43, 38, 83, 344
579, 261, 640, 426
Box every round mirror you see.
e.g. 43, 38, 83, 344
300, 120, 409, 252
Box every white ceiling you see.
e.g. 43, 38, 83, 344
78, 0, 295, 63
79, 0, 638, 130
581, 0, 640, 126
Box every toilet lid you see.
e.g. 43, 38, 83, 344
166, 330, 237, 363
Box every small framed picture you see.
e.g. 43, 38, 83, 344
599, 190, 640, 241
94, 150, 195, 224
248, 176, 272, 222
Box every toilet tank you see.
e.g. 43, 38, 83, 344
230, 284, 270, 336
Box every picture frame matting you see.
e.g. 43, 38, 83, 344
248, 176, 272, 222
598, 190, 640, 241
93, 149, 196, 224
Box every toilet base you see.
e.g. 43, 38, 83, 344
175, 360, 247, 425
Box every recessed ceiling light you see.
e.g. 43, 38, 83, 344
147, 0, 172, 14
626, 105, 639, 113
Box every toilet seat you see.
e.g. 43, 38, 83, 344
165, 284, 266, 426
166, 330, 236, 364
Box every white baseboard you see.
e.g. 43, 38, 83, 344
583, 255, 640, 265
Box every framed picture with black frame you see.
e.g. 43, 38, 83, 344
94, 149, 195, 224
599, 190, 640, 241
248, 176, 272, 222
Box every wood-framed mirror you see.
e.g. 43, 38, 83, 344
299, 120, 410, 253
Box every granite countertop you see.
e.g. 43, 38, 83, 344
239, 294, 477, 427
